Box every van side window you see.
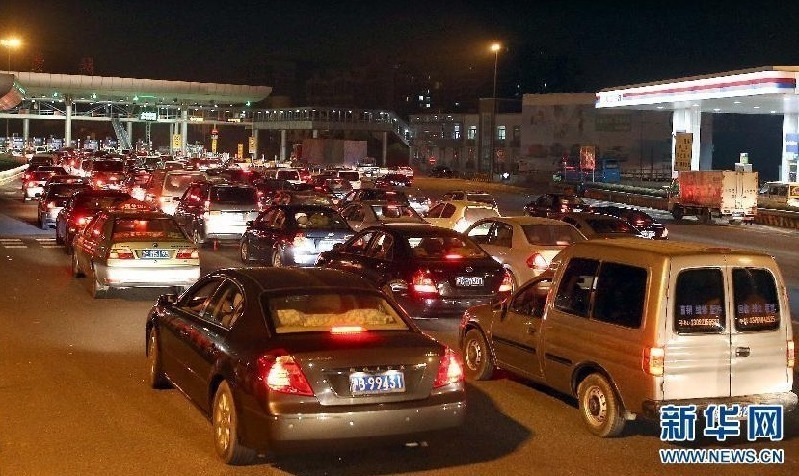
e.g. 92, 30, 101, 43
674, 268, 725, 333
592, 262, 647, 328
554, 258, 598, 317
732, 268, 780, 331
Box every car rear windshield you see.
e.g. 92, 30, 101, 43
266, 292, 408, 334
48, 183, 90, 198
338, 171, 359, 181
211, 186, 257, 204
111, 217, 186, 241
408, 234, 487, 259
294, 210, 350, 229
74, 195, 130, 210
277, 170, 301, 181
31, 171, 58, 180
464, 207, 500, 222
92, 161, 124, 172
584, 217, 637, 234
370, 204, 420, 219
674, 268, 725, 333
732, 268, 780, 331
466, 194, 495, 205
522, 224, 585, 245
164, 173, 205, 194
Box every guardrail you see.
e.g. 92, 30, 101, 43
0, 163, 27, 184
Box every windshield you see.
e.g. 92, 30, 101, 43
464, 207, 500, 222
277, 170, 301, 181
585, 217, 637, 234
48, 183, 91, 198
293, 210, 350, 229
338, 171, 359, 181
466, 193, 495, 205
92, 161, 124, 172
164, 173, 205, 194
408, 234, 487, 259
111, 217, 186, 241
211, 186, 257, 204
522, 224, 585, 246
74, 195, 131, 210
266, 292, 408, 334
370, 204, 421, 220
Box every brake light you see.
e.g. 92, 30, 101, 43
175, 248, 199, 259
444, 253, 462, 260
108, 248, 135, 259
433, 347, 464, 388
411, 269, 438, 295
331, 326, 365, 334
643, 347, 665, 376
788, 340, 795, 368
94, 180, 104, 187
74, 216, 88, 226
260, 355, 314, 396
498, 271, 514, 293
526, 252, 549, 271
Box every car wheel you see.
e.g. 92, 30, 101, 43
212, 381, 257, 465
671, 206, 683, 221
700, 209, 713, 225
463, 329, 494, 381
240, 240, 251, 263
271, 248, 283, 268
577, 373, 625, 437
90, 266, 108, 299
147, 329, 171, 389
71, 252, 85, 278
39, 214, 47, 230
55, 225, 64, 245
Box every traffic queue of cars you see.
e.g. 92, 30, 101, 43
24, 152, 791, 466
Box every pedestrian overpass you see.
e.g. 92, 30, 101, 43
0, 71, 412, 162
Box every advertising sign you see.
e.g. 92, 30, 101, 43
579, 145, 596, 170
172, 134, 182, 150
675, 132, 693, 171
248, 136, 256, 154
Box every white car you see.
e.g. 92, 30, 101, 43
424, 200, 499, 233
464, 216, 586, 291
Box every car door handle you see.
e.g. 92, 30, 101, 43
735, 346, 751, 357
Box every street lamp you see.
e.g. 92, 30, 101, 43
1, 37, 22, 148
489, 42, 501, 180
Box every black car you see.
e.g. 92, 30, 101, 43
55, 189, 134, 249
589, 205, 669, 239
240, 204, 354, 267
338, 188, 410, 209
429, 165, 456, 178
375, 173, 412, 187
145, 267, 465, 464
523, 193, 590, 218
316, 224, 511, 318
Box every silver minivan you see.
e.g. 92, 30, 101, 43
461, 238, 797, 436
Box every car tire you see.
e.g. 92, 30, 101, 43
271, 248, 283, 268
463, 329, 494, 381
671, 206, 684, 221
90, 266, 108, 299
147, 329, 171, 389
39, 214, 47, 230
577, 373, 626, 437
240, 240, 251, 264
212, 381, 257, 465
55, 225, 64, 245
71, 252, 85, 278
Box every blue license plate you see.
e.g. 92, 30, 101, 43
349, 370, 405, 395
141, 249, 170, 259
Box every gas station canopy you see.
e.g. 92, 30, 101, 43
596, 66, 799, 114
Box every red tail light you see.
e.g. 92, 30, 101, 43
642, 347, 665, 376
433, 347, 464, 388
259, 355, 314, 396
331, 326, 365, 334
788, 340, 795, 369
444, 253, 462, 260
498, 271, 514, 293
108, 248, 135, 259
526, 252, 549, 271
74, 216, 88, 226
175, 248, 199, 259
411, 269, 438, 295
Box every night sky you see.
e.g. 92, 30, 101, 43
6, 0, 799, 97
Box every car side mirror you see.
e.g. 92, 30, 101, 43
157, 293, 177, 307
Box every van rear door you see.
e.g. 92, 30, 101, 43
663, 260, 731, 400
728, 258, 793, 396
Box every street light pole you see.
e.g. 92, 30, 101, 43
1, 37, 22, 150
489, 42, 501, 181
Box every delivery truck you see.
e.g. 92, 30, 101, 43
668, 170, 758, 224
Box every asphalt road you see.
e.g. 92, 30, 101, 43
0, 175, 797, 475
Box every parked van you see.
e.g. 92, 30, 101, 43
758, 181, 799, 209
460, 238, 797, 436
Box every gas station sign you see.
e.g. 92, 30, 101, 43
675, 132, 693, 171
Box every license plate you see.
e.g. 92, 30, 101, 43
641, 230, 655, 238
349, 370, 405, 395
455, 276, 484, 287
141, 249, 170, 259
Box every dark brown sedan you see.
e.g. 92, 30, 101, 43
146, 267, 465, 464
